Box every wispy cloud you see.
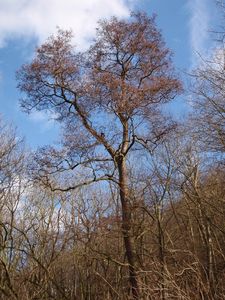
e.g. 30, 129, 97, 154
0, 0, 135, 49
188, 0, 210, 66
28, 111, 59, 132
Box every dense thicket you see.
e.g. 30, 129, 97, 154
0, 9, 224, 300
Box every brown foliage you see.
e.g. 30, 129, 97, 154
16, 12, 181, 299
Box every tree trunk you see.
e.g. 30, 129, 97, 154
117, 156, 139, 299
156, 204, 167, 300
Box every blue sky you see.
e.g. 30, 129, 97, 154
0, 0, 219, 148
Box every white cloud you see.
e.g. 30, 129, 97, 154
0, 0, 135, 131
0, 0, 134, 49
28, 110, 59, 132
188, 0, 210, 66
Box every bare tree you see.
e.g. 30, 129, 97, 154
0, 117, 26, 299
190, 2, 225, 156
17, 12, 181, 298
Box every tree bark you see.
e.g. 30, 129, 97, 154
117, 156, 139, 299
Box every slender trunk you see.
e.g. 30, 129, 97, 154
156, 204, 167, 300
206, 222, 215, 298
117, 156, 139, 299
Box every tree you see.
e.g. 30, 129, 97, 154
190, 2, 225, 156
191, 51, 225, 154
0, 117, 26, 299
17, 12, 181, 298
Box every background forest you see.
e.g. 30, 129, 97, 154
0, 3, 225, 300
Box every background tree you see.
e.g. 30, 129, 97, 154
0, 117, 26, 299
190, 2, 225, 156
191, 52, 225, 154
